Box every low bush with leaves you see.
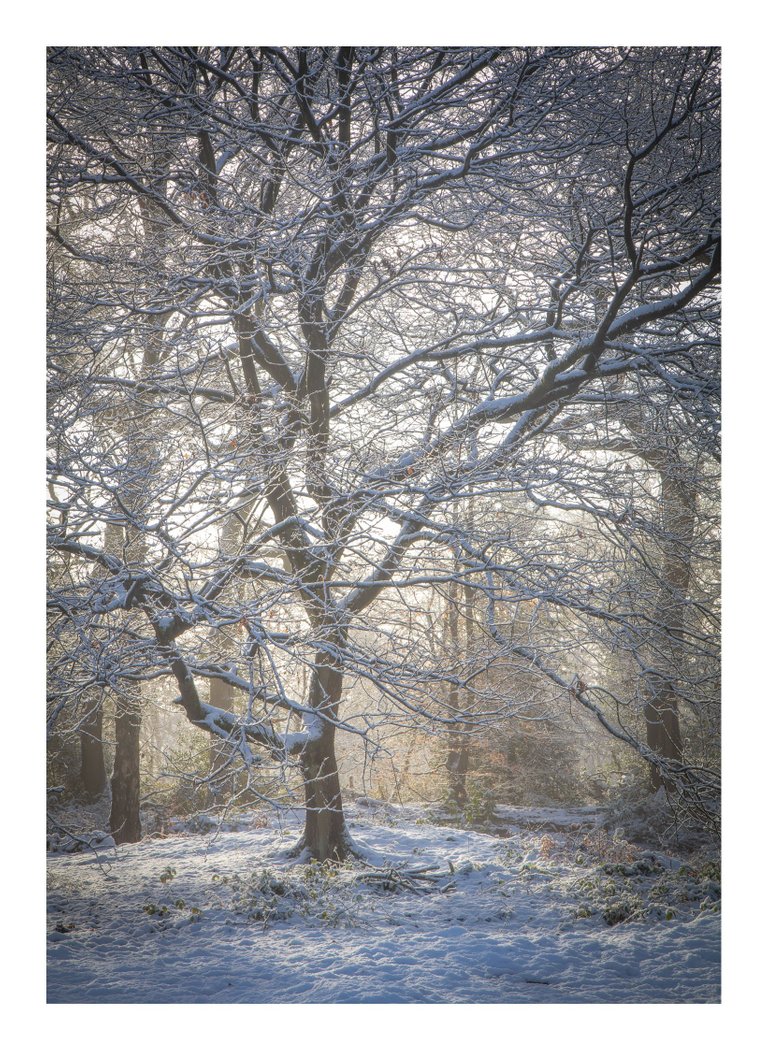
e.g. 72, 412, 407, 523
602, 780, 719, 852
443, 780, 498, 827
570, 852, 720, 927
211, 860, 366, 929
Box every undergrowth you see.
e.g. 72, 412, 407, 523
570, 855, 721, 926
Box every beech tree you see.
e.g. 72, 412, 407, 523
47, 46, 720, 859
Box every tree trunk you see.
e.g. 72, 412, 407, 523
79, 694, 106, 799
645, 691, 684, 790
297, 727, 352, 862
208, 676, 237, 804
645, 473, 694, 791
290, 646, 354, 861
446, 732, 469, 807
445, 554, 469, 806
109, 691, 142, 843
105, 138, 168, 844
78, 523, 122, 800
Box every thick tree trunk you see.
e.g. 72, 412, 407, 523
645, 691, 684, 790
109, 691, 142, 843
296, 728, 352, 862
290, 644, 355, 862
79, 694, 106, 800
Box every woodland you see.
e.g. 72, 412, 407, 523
46, 46, 720, 952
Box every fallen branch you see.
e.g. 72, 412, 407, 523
352, 864, 453, 894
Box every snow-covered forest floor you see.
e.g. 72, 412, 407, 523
47, 798, 720, 1004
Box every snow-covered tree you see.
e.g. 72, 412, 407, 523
47, 46, 720, 858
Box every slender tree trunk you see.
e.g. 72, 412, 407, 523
106, 133, 171, 843
446, 732, 469, 807
78, 523, 123, 800
109, 690, 142, 843
445, 547, 470, 807
207, 500, 260, 804
645, 473, 694, 790
446, 611, 468, 804
78, 694, 107, 799
108, 515, 146, 843
208, 676, 237, 803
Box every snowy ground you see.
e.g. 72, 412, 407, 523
47, 800, 720, 1004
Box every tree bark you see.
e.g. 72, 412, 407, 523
78, 694, 106, 799
445, 541, 471, 807
645, 472, 695, 790
208, 676, 237, 803
290, 644, 354, 861
109, 690, 142, 843
77, 523, 123, 800
446, 732, 469, 807
297, 727, 352, 862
